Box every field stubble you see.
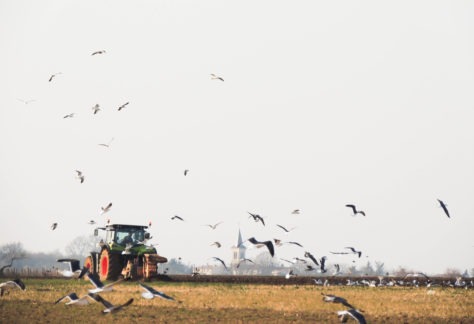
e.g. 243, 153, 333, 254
0, 279, 472, 323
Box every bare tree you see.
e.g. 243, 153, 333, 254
65, 235, 100, 259
0, 242, 27, 276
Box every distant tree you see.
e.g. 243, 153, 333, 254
470, 268, 474, 278
374, 261, 385, 276
65, 235, 101, 259
394, 267, 412, 277
347, 265, 360, 275
0, 242, 27, 276
461, 269, 469, 278
443, 268, 462, 277
361, 261, 374, 275
165, 258, 192, 274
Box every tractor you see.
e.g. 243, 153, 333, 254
84, 224, 167, 281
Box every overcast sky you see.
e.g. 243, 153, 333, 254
1, 1, 473, 274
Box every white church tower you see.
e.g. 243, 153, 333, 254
231, 229, 246, 267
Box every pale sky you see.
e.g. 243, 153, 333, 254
1, 1, 473, 274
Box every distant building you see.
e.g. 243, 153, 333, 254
231, 229, 246, 267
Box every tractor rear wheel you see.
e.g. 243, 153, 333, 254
99, 249, 122, 281
83, 256, 95, 280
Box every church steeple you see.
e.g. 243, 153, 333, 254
237, 229, 243, 247
231, 229, 246, 267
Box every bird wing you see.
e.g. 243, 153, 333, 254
345, 204, 357, 213
55, 292, 78, 304
92, 293, 114, 309
104, 278, 124, 289
305, 252, 319, 266
347, 309, 367, 324
264, 241, 275, 257
12, 279, 26, 290
438, 199, 450, 217
288, 241, 303, 247
276, 224, 289, 232
86, 272, 104, 289
114, 298, 134, 311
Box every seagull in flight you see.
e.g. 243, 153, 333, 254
56, 259, 88, 278
287, 241, 303, 248
51, 223, 58, 230
210, 73, 224, 81
248, 212, 265, 226
437, 199, 450, 218
91, 50, 106, 56
304, 251, 319, 266
63, 113, 75, 119
88, 220, 96, 225
291, 209, 300, 214
75, 170, 85, 183
184, 169, 189, 176
0, 279, 26, 296
49, 72, 62, 82
211, 242, 222, 248
237, 258, 254, 268
100, 202, 112, 215
171, 215, 184, 221
118, 102, 129, 111
205, 222, 223, 230
139, 283, 176, 301
17, 98, 36, 104
98, 138, 114, 148
92, 104, 100, 114
54, 292, 97, 305
212, 257, 228, 270
322, 293, 357, 309
337, 309, 366, 324
86, 272, 123, 294
89, 294, 134, 314
345, 204, 366, 216
246, 237, 275, 257
345, 247, 362, 258
276, 224, 296, 233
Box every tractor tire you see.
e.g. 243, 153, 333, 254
99, 249, 122, 281
83, 256, 95, 280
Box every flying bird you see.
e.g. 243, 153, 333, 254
92, 104, 100, 114
287, 241, 303, 248
100, 202, 112, 215
51, 223, 58, 230
276, 224, 296, 233
54, 292, 97, 305
139, 283, 176, 301
322, 293, 357, 309
0, 279, 26, 297
304, 251, 319, 266
56, 259, 88, 278
89, 293, 134, 314
86, 272, 123, 294
337, 309, 367, 324
345, 247, 362, 258
247, 237, 275, 257
205, 222, 223, 230
75, 170, 85, 183
17, 98, 36, 104
320, 256, 328, 273
171, 215, 184, 221
285, 269, 295, 279
211, 242, 222, 248
91, 50, 106, 55
49, 72, 62, 82
437, 199, 450, 218
291, 209, 300, 214
63, 113, 75, 119
345, 204, 366, 216
88, 220, 96, 225
237, 258, 254, 268
212, 257, 228, 270
210, 73, 224, 81
184, 169, 189, 176
118, 102, 129, 111
98, 138, 114, 148
248, 212, 265, 226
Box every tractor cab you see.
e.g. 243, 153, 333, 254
95, 224, 151, 247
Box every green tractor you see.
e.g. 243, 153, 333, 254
84, 224, 167, 281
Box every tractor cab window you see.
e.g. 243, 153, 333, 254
114, 229, 145, 245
